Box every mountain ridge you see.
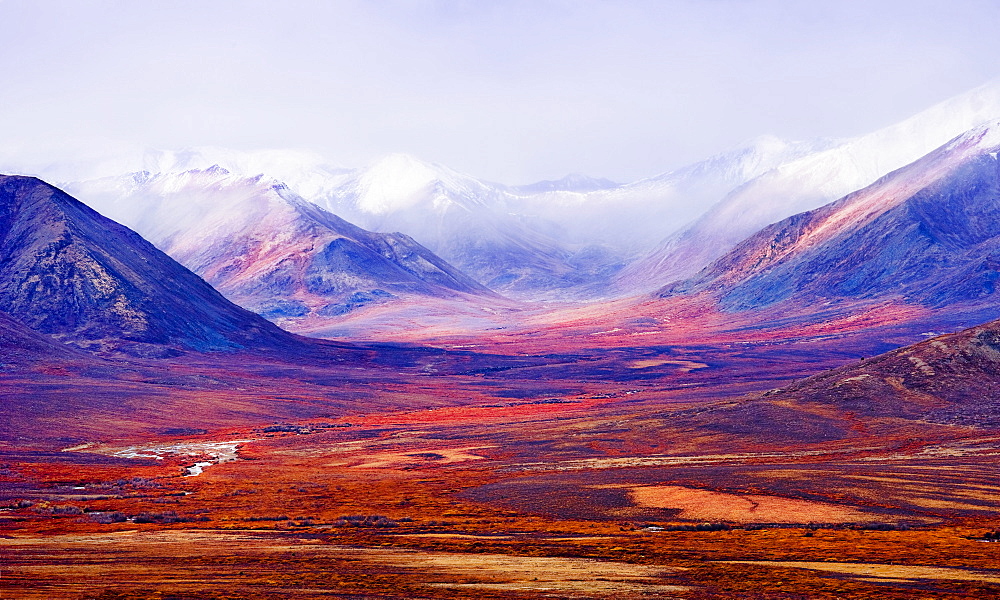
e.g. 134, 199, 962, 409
624, 80, 1000, 291
659, 120, 1000, 316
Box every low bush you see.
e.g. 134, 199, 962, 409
333, 514, 399, 528
91, 511, 128, 524
133, 511, 209, 524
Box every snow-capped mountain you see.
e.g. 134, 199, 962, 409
661, 120, 1000, 314
306, 153, 630, 297
57, 140, 818, 299
16, 79, 999, 305
308, 139, 830, 296
622, 80, 1000, 292
0, 130, 824, 301
137, 147, 355, 196
67, 168, 495, 324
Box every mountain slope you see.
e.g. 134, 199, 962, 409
0, 310, 84, 363
703, 310, 1000, 441
662, 310, 1000, 451
316, 144, 830, 297
785, 314, 1000, 426
68, 168, 497, 322
114, 147, 818, 298
0, 175, 297, 355
660, 121, 1000, 314
627, 80, 1000, 289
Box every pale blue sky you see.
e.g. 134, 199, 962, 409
0, 0, 998, 183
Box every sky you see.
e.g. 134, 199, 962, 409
0, 0, 999, 184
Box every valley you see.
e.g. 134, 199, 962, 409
6, 286, 1000, 598
7, 77, 1000, 599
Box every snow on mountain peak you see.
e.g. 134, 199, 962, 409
140, 146, 339, 177
943, 117, 1000, 153
353, 154, 444, 214
622, 80, 1000, 290
341, 153, 489, 216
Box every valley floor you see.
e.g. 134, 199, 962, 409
6, 295, 1000, 599
4, 395, 1000, 599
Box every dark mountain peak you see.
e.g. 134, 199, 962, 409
0, 175, 297, 355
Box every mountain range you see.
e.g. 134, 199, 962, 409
50, 81, 1000, 305
68, 168, 496, 325
623, 81, 1000, 293
660, 120, 1000, 320
54, 134, 825, 299
5, 81, 1000, 356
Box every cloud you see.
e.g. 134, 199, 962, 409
0, 0, 998, 184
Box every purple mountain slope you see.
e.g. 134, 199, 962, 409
660, 121, 1000, 315
625, 81, 1000, 292
0, 175, 299, 355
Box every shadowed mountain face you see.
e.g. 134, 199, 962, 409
0, 310, 83, 363
661, 123, 1000, 314
69, 169, 497, 321
0, 175, 297, 355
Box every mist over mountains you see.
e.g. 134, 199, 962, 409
4, 81, 1000, 337
68, 168, 496, 324
3, 81, 982, 310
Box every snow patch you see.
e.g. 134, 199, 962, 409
104, 439, 249, 476
185, 462, 214, 477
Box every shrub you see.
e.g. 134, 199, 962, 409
333, 514, 399, 528
133, 511, 202, 524
91, 512, 127, 524
51, 505, 83, 515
